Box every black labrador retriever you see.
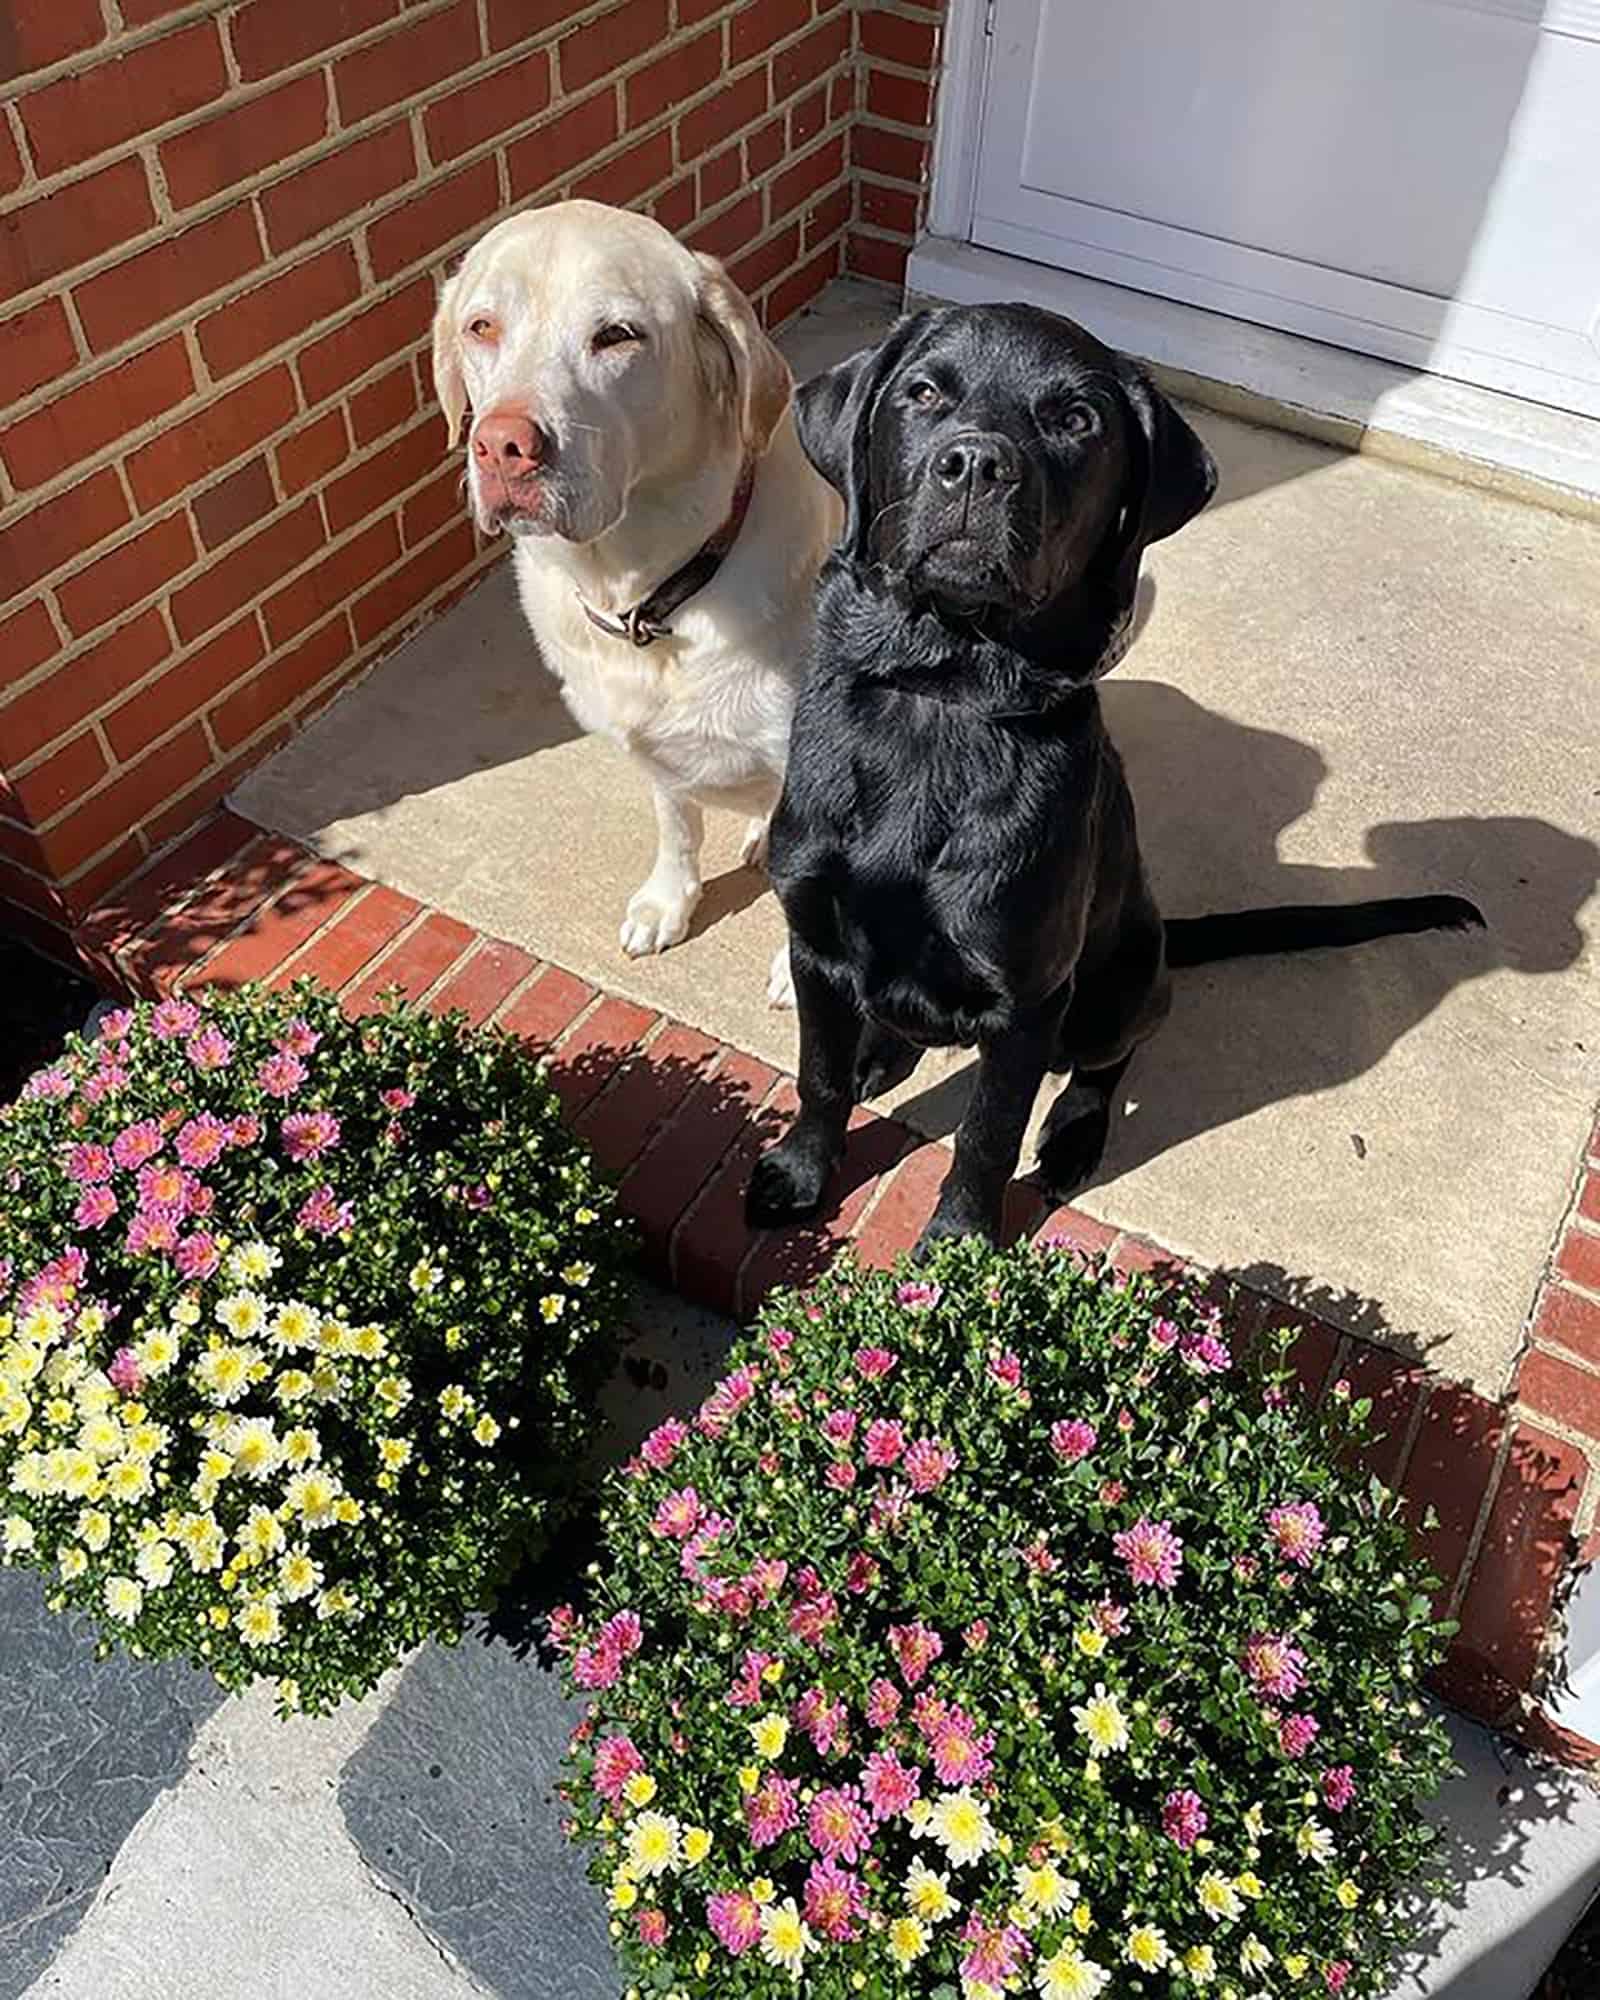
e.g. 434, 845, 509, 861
746, 303, 1483, 1248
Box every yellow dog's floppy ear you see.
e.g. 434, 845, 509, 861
694, 254, 792, 458
430, 270, 468, 445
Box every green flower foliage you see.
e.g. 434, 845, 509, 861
558, 1235, 1455, 2000
0, 981, 629, 1713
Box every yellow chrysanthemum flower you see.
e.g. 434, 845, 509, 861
1124, 1924, 1170, 1971
624, 1811, 680, 1879
377, 1437, 412, 1472
905, 1859, 959, 1923
279, 1548, 322, 1601
1184, 1943, 1218, 1985
316, 1582, 358, 1621
1015, 1859, 1076, 1917
236, 1596, 283, 1647
1074, 1627, 1107, 1659
738, 1765, 761, 1795
136, 1329, 180, 1377
135, 1541, 175, 1588
472, 1414, 501, 1448
538, 1295, 566, 1323
1036, 1945, 1112, 2000
1234, 1871, 1264, 1901
681, 1827, 712, 1866
77, 1507, 111, 1552
59, 1545, 89, 1582
750, 1712, 789, 1760
887, 1915, 928, 1970
1336, 1879, 1361, 1910
608, 1875, 638, 1913
623, 1773, 658, 1809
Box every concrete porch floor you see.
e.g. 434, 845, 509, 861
234, 279, 1600, 1396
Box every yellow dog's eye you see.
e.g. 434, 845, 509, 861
466, 317, 498, 343
593, 322, 644, 352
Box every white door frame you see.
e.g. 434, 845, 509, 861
923, 0, 993, 244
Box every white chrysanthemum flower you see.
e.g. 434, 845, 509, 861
377, 1437, 412, 1472
1296, 1821, 1336, 1865
3, 1514, 37, 1555
1241, 1935, 1274, 1974
194, 1345, 259, 1406
58, 1449, 99, 1500
77, 1412, 125, 1460
1197, 1872, 1244, 1922
76, 1507, 111, 1552
224, 1417, 282, 1481
59, 1545, 89, 1581
472, 1414, 501, 1447
278, 1547, 322, 1601
286, 1467, 342, 1528
274, 1370, 314, 1406
1036, 1945, 1112, 2000
375, 1375, 411, 1412
216, 1293, 268, 1340
135, 1540, 176, 1588
888, 1915, 929, 1971
236, 1596, 283, 1647
10, 1453, 49, 1498
1124, 1924, 1170, 1971
237, 1505, 286, 1559
104, 1458, 153, 1505
351, 1325, 387, 1361
20, 1303, 65, 1347
228, 1242, 280, 1285
123, 1421, 166, 1463
74, 1371, 115, 1416
282, 1426, 320, 1469
1016, 1859, 1077, 1917
758, 1897, 813, 1976
103, 1575, 143, 1623
927, 1791, 996, 1868
439, 1385, 470, 1420
269, 1301, 318, 1352
135, 1328, 180, 1376
624, 1811, 681, 1879
1071, 1684, 1129, 1754
316, 1582, 358, 1621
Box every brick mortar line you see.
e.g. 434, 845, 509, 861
97, 823, 271, 963
1503, 1099, 1600, 1402
249, 877, 381, 986
482, 958, 549, 1029
1440, 1417, 1517, 1625
115, 834, 304, 987
318, 899, 440, 1001
666, 1067, 790, 1278
163, 852, 344, 992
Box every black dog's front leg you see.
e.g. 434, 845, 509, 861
918, 1008, 1064, 1250
746, 946, 861, 1225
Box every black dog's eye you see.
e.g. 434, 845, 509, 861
1039, 397, 1097, 439
593, 322, 644, 353
905, 379, 943, 408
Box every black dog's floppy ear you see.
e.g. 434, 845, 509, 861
1104, 356, 1217, 600
796, 310, 932, 562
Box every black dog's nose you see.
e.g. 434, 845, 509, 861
931, 432, 1021, 493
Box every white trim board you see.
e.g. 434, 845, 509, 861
907, 237, 1600, 519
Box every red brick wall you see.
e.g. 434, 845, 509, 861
1, 0, 905, 956
848, 0, 941, 286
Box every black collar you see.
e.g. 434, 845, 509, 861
579, 457, 757, 647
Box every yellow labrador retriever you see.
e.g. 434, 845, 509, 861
431, 200, 840, 1003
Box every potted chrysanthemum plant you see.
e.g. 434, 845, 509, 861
0, 980, 630, 1713
556, 1235, 1455, 1999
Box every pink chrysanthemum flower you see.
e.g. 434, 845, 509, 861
572, 1639, 621, 1691
82, 1066, 127, 1105
889, 1620, 943, 1687
653, 1487, 704, 1541
904, 1437, 957, 1493
150, 997, 199, 1040
591, 1735, 644, 1803
826, 1460, 857, 1492
136, 1159, 188, 1215
861, 1749, 921, 1821
1325, 1963, 1352, 1994
1114, 1516, 1185, 1589
808, 1784, 872, 1863
635, 1908, 668, 1948
1093, 1597, 1129, 1637
601, 1611, 642, 1659
174, 1114, 229, 1169
65, 1142, 114, 1186
845, 1551, 879, 1595
1280, 1712, 1321, 1759
788, 1575, 838, 1646
964, 1618, 990, 1652
174, 1231, 221, 1280
24, 1065, 75, 1101
1243, 1631, 1309, 1702
277, 1016, 321, 1057
75, 1186, 118, 1230
766, 1325, 794, 1356
870, 1481, 913, 1535
930, 1708, 994, 1787
125, 1209, 179, 1257
794, 1684, 849, 1755
745, 1772, 800, 1848
112, 1120, 163, 1171
1151, 1315, 1183, 1349
186, 1025, 233, 1073
962, 1920, 1030, 1989
1182, 1329, 1233, 1373
281, 1109, 340, 1161
989, 1350, 1023, 1389
1162, 1789, 1208, 1849
107, 1347, 144, 1395
863, 1418, 905, 1467
1050, 1418, 1097, 1463
746, 1557, 788, 1602
697, 1365, 758, 1437
865, 1677, 902, 1728
1268, 1500, 1326, 1567
257, 1051, 307, 1099
708, 1891, 763, 1957
1322, 1764, 1356, 1813
298, 1186, 353, 1237
853, 1345, 899, 1380
895, 1279, 942, 1310
804, 1858, 866, 1942
640, 1419, 689, 1471
821, 1407, 858, 1446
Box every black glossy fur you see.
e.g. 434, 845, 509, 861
746, 304, 1484, 1246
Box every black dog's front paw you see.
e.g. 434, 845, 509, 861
1034, 1101, 1112, 1198
746, 1140, 832, 1227
912, 1186, 1002, 1257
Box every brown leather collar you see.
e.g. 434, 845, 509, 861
579, 457, 757, 647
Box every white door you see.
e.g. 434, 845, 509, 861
972, 0, 1600, 418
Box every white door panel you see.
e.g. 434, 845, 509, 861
973, 0, 1600, 415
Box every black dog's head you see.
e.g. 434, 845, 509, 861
797, 304, 1216, 651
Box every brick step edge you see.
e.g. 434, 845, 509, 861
58, 807, 1600, 1766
